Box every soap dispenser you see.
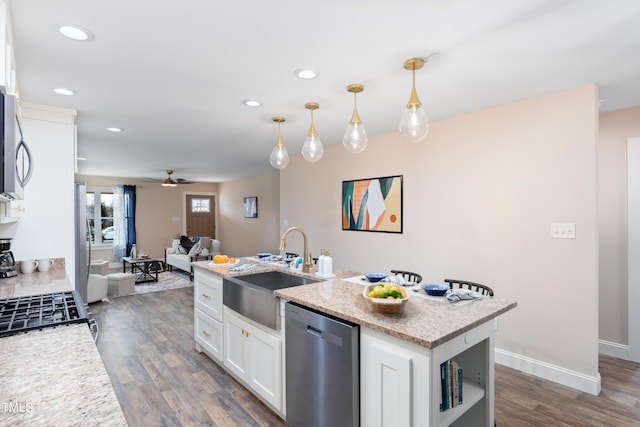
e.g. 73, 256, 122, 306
318, 248, 333, 277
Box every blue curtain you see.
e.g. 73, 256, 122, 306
124, 185, 136, 256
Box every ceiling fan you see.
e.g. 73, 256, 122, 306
143, 170, 198, 186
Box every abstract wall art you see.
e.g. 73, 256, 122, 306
342, 175, 403, 233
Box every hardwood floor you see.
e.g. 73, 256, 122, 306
91, 287, 286, 427
496, 354, 640, 426
92, 287, 640, 426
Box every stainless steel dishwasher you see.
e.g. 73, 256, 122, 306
285, 302, 359, 427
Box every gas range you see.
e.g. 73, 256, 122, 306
0, 290, 96, 339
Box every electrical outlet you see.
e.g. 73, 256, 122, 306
550, 223, 576, 239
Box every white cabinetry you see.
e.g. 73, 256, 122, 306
223, 306, 282, 411
194, 269, 223, 361
361, 321, 494, 427
0, 0, 17, 95
193, 267, 284, 414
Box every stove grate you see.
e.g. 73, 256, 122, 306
0, 291, 88, 337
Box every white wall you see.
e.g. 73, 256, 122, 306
0, 103, 77, 280
279, 85, 600, 393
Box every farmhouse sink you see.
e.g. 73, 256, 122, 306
223, 271, 321, 330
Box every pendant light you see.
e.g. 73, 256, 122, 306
270, 117, 289, 169
343, 84, 368, 154
301, 102, 324, 162
399, 57, 430, 142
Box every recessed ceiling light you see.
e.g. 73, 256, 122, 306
294, 68, 318, 80
106, 127, 123, 132
242, 99, 262, 107
59, 25, 94, 41
54, 88, 75, 96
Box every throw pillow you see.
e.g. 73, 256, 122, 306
171, 239, 180, 253
188, 242, 201, 256
200, 247, 209, 256
199, 236, 211, 251
179, 235, 192, 253
177, 245, 188, 255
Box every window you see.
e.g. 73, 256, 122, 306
191, 198, 210, 213
87, 188, 114, 244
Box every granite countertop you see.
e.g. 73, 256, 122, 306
0, 257, 69, 299
192, 258, 517, 349
0, 264, 127, 426
0, 324, 127, 426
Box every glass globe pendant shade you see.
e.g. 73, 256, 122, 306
399, 103, 430, 143
301, 133, 323, 162
270, 117, 289, 169
399, 57, 430, 143
342, 84, 368, 153
301, 102, 323, 162
343, 122, 368, 153
270, 144, 289, 169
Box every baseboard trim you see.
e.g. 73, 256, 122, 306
495, 348, 601, 395
598, 339, 629, 360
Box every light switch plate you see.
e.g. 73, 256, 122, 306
550, 223, 576, 239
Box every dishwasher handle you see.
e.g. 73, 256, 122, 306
307, 325, 322, 337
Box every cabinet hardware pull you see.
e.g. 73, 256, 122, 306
202, 330, 211, 337
202, 293, 211, 299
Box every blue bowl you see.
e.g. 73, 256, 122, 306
421, 284, 450, 296
364, 273, 388, 283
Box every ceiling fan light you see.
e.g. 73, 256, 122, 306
161, 170, 178, 186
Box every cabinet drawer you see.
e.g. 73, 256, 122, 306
194, 272, 223, 321
195, 308, 223, 362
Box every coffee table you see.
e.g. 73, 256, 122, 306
122, 256, 163, 284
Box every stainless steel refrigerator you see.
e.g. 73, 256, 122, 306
74, 182, 91, 303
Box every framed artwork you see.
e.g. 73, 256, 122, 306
342, 175, 403, 233
243, 196, 258, 218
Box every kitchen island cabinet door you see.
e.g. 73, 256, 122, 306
223, 307, 282, 411
361, 327, 430, 427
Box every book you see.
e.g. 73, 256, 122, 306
452, 360, 459, 407
440, 359, 463, 411
440, 361, 448, 411
458, 364, 463, 405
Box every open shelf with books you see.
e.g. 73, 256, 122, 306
430, 321, 494, 427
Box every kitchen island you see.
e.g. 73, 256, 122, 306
0, 268, 127, 426
192, 258, 517, 426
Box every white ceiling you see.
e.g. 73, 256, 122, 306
8, 0, 640, 183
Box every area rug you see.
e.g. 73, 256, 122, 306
107, 267, 193, 296
134, 270, 193, 295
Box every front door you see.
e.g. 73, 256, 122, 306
186, 195, 215, 238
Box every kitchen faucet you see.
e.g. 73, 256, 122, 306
280, 226, 313, 273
